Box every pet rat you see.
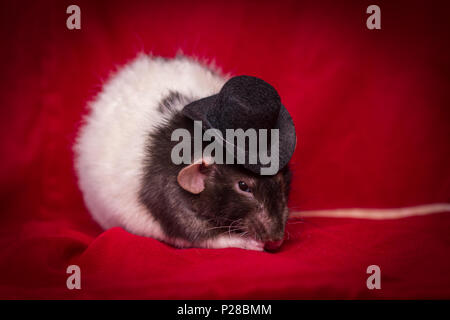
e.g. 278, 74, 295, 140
74, 54, 292, 252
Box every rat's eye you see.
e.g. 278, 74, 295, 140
238, 181, 251, 193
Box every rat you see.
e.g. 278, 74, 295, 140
74, 54, 292, 252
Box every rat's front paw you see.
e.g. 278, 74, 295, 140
199, 235, 264, 251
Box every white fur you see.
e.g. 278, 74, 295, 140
75, 54, 262, 250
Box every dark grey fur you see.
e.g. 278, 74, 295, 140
158, 91, 192, 115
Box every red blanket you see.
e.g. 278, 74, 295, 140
0, 0, 449, 299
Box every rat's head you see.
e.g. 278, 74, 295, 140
177, 158, 292, 251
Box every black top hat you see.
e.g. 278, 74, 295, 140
182, 75, 296, 175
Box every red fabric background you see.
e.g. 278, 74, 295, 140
0, 0, 449, 298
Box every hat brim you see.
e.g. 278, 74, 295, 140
182, 95, 297, 175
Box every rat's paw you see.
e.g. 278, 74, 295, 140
199, 235, 264, 251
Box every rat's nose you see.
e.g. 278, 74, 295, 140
264, 239, 284, 252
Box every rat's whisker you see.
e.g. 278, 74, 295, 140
203, 225, 236, 232
287, 220, 305, 225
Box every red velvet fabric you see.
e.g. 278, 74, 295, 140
0, 0, 449, 299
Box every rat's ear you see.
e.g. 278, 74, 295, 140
177, 158, 212, 194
